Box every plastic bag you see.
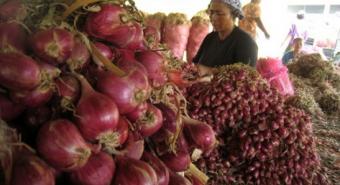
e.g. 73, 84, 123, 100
256, 58, 294, 96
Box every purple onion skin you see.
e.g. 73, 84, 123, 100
169, 171, 192, 185
0, 52, 41, 91
75, 75, 119, 142
36, 119, 91, 171
0, 93, 25, 121
142, 152, 170, 185
10, 155, 55, 185
30, 28, 74, 65
0, 22, 27, 53
70, 152, 115, 185
113, 156, 158, 185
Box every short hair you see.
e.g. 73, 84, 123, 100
293, 37, 303, 44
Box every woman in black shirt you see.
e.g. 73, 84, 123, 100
193, 0, 258, 76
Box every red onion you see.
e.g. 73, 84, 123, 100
160, 151, 191, 172
132, 103, 163, 137
55, 75, 80, 109
169, 171, 192, 185
0, 0, 27, 22
103, 117, 130, 152
37, 61, 61, 79
126, 102, 148, 122
0, 52, 41, 90
75, 74, 119, 144
66, 38, 90, 71
135, 50, 168, 87
96, 69, 149, 114
152, 103, 178, 142
183, 117, 216, 152
114, 117, 129, 146
36, 119, 91, 171
93, 42, 114, 61
125, 22, 146, 50
85, 4, 127, 39
105, 23, 137, 49
70, 152, 115, 185
30, 28, 74, 65
10, 85, 53, 108
113, 156, 158, 185
113, 132, 145, 160
10, 155, 55, 185
142, 152, 170, 185
0, 22, 27, 53
0, 93, 25, 121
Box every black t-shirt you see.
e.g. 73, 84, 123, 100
193, 27, 258, 67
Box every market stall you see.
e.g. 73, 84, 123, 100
0, 0, 339, 185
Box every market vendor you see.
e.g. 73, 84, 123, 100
193, 0, 258, 76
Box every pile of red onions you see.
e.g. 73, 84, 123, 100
186, 64, 329, 185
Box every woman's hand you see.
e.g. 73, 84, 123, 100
197, 64, 216, 76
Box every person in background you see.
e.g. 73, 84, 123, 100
239, 0, 270, 40
282, 37, 305, 65
193, 0, 258, 76
281, 10, 308, 52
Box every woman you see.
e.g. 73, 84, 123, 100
193, 0, 258, 76
282, 37, 305, 65
281, 10, 308, 52
239, 0, 270, 39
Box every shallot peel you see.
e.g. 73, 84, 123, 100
142, 151, 170, 185
70, 152, 115, 185
10, 155, 55, 185
36, 119, 91, 171
132, 103, 163, 137
113, 156, 158, 185
0, 52, 41, 91
183, 116, 216, 152
30, 28, 74, 65
75, 74, 119, 145
96, 69, 149, 114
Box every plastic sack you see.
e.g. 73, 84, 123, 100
256, 58, 284, 78
256, 58, 294, 96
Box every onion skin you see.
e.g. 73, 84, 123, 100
133, 103, 163, 137
183, 117, 216, 152
0, 22, 27, 53
0, 0, 27, 22
85, 4, 127, 39
70, 152, 115, 185
55, 75, 80, 103
93, 42, 114, 61
152, 103, 178, 142
75, 74, 119, 142
10, 85, 53, 108
126, 102, 148, 123
30, 28, 74, 65
113, 156, 158, 185
10, 155, 55, 185
96, 69, 148, 114
0, 93, 25, 121
135, 50, 168, 87
160, 151, 191, 172
66, 38, 90, 71
0, 52, 41, 91
36, 119, 91, 171
169, 171, 192, 185
113, 132, 145, 160
142, 152, 170, 185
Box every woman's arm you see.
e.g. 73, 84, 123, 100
255, 18, 270, 39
